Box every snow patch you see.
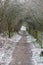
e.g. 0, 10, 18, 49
26, 34, 43, 65
0, 34, 22, 65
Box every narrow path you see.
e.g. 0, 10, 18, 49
9, 35, 34, 65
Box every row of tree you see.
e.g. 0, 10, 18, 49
0, 0, 43, 38
0, 0, 23, 38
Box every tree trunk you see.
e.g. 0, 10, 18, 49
8, 31, 11, 38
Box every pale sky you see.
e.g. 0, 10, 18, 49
21, 26, 26, 31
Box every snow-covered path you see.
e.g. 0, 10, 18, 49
0, 32, 43, 65
9, 35, 34, 65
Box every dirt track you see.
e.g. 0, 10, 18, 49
9, 35, 34, 65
